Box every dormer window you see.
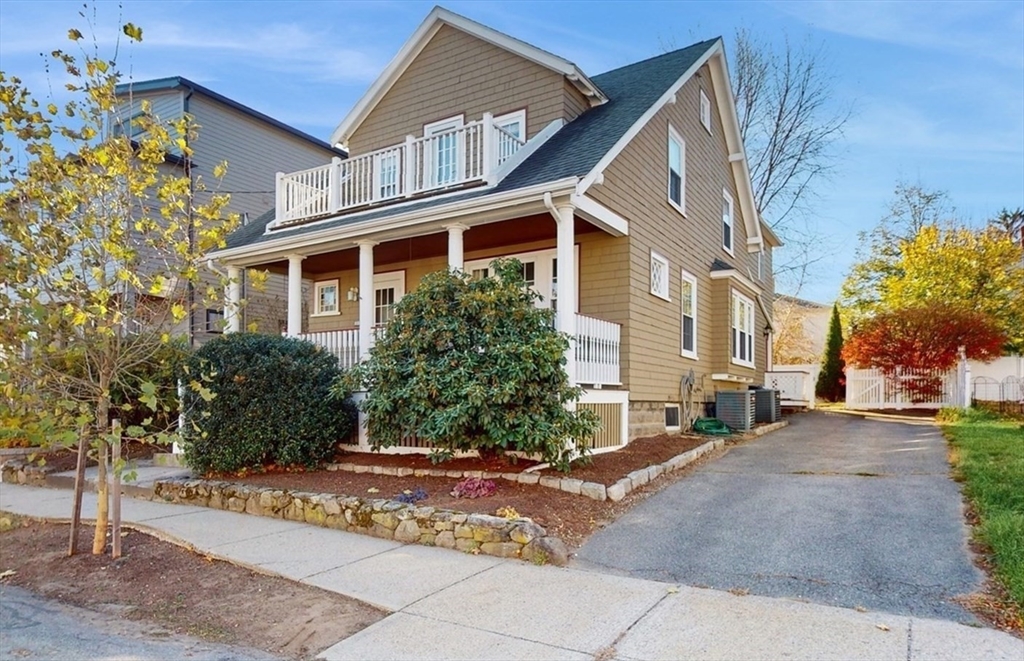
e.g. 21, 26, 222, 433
494, 110, 526, 166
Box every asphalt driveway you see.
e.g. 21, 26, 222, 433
574, 411, 983, 623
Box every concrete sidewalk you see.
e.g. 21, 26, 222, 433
1, 483, 1020, 661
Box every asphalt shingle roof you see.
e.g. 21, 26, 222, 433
224, 38, 719, 251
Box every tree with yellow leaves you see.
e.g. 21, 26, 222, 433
0, 20, 237, 556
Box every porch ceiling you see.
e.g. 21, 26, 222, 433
257, 214, 602, 276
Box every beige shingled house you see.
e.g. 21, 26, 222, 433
207, 6, 781, 451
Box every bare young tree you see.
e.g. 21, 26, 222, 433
730, 30, 851, 292
732, 29, 850, 227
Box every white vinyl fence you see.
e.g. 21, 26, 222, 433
846, 365, 968, 410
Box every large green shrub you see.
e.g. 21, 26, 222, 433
181, 333, 355, 473
340, 259, 599, 472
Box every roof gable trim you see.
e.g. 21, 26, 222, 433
329, 6, 606, 148
576, 41, 767, 250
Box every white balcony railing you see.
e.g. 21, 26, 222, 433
276, 114, 526, 226
295, 313, 622, 387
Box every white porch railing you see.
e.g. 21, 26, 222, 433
293, 313, 622, 387
296, 329, 360, 370
275, 115, 526, 225
575, 313, 621, 386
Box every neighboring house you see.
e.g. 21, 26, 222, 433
208, 7, 781, 449
772, 294, 831, 366
113, 77, 346, 343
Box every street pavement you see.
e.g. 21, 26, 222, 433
1, 584, 280, 661
576, 411, 983, 622
1, 437, 1022, 660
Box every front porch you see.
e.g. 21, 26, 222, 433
220, 201, 631, 452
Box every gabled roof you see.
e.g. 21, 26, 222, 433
115, 76, 345, 156
329, 6, 607, 149
222, 40, 718, 252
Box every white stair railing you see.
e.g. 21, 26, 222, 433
574, 314, 621, 386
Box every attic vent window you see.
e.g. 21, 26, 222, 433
665, 404, 681, 430
699, 89, 711, 133
650, 250, 670, 301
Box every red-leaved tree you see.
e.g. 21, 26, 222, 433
842, 305, 1005, 401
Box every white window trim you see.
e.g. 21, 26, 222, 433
699, 89, 712, 134
730, 288, 755, 369
667, 125, 686, 216
722, 189, 735, 256
650, 250, 671, 301
665, 403, 681, 432
756, 249, 764, 281
313, 279, 340, 317
680, 268, 698, 360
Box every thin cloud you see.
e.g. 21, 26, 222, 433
845, 97, 1022, 157
136, 20, 385, 83
776, 0, 1024, 69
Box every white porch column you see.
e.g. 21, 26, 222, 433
357, 241, 377, 360
445, 223, 468, 271
225, 266, 242, 333
286, 254, 304, 337
555, 203, 577, 386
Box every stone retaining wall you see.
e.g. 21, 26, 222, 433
1, 459, 53, 487
152, 479, 569, 566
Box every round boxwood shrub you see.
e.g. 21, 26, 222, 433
180, 333, 355, 473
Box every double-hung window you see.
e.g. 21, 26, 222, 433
722, 190, 734, 255
375, 151, 399, 200
314, 280, 339, 316
667, 126, 686, 213
731, 290, 755, 367
680, 270, 698, 359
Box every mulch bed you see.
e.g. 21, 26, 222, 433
538, 433, 711, 483
0, 516, 386, 659
214, 434, 730, 549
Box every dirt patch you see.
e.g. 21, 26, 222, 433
216, 441, 730, 550
0, 516, 386, 659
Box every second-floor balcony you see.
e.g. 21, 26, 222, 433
275, 112, 527, 226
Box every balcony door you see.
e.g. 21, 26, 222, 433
373, 271, 405, 326
424, 116, 464, 188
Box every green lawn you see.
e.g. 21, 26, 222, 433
944, 410, 1024, 611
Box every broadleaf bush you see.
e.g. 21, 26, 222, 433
181, 333, 355, 473
337, 259, 599, 472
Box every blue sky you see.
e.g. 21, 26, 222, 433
1, 1, 1021, 302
